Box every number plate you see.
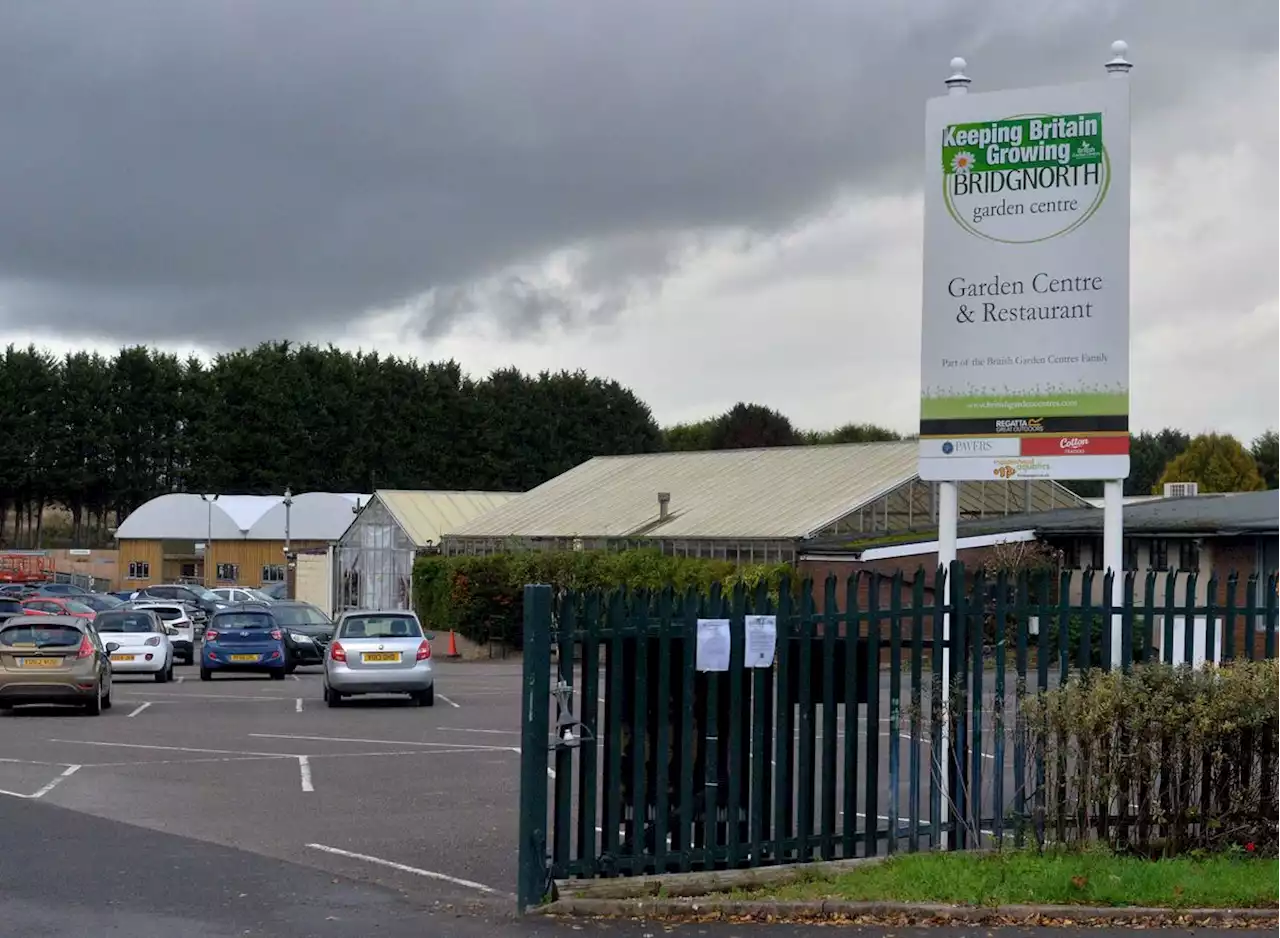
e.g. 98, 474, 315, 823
110, 654, 135, 662
229, 654, 259, 662
361, 652, 401, 663
18, 657, 60, 668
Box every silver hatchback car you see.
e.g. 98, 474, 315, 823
323, 610, 436, 707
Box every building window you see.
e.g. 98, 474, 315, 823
1149, 539, 1169, 572
127, 561, 150, 580
1178, 540, 1201, 572
1086, 537, 1104, 570
180, 562, 197, 579
262, 564, 286, 583
1061, 539, 1083, 569
1124, 538, 1138, 572
216, 563, 239, 582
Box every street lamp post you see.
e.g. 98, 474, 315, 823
283, 487, 293, 555
200, 493, 219, 587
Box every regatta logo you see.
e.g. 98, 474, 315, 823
941, 111, 1109, 244
994, 418, 1044, 434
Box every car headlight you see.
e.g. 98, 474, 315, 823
290, 632, 312, 643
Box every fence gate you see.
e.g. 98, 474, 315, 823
516, 568, 1280, 910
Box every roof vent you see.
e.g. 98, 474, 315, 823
657, 492, 671, 521
1163, 482, 1199, 498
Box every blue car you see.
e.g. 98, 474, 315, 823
200, 609, 289, 681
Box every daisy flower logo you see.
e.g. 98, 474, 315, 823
951, 151, 976, 173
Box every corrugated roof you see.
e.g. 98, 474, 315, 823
116, 492, 370, 541
374, 490, 522, 547
447, 442, 927, 540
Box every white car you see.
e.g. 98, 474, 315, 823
210, 587, 276, 605
129, 602, 196, 665
93, 607, 175, 682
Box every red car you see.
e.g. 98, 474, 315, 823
22, 597, 97, 621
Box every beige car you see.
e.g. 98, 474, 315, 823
0, 615, 115, 714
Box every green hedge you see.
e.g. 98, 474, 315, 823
413, 550, 792, 649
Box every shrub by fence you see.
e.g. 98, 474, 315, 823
1022, 659, 1278, 856
414, 550, 791, 649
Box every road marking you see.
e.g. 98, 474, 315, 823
437, 726, 519, 736
436, 694, 460, 709
306, 844, 511, 898
289, 674, 301, 682
176, 675, 185, 683
0, 765, 82, 801
113, 691, 297, 701
248, 732, 513, 752
49, 739, 292, 759
296, 697, 303, 713
297, 756, 314, 792
127, 702, 151, 719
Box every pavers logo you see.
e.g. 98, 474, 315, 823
942, 112, 1109, 243
941, 440, 993, 455
994, 418, 1044, 434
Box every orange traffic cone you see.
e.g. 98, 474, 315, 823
446, 630, 461, 658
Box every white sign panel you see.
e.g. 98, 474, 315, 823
918, 79, 1131, 482
695, 618, 731, 672
744, 615, 778, 668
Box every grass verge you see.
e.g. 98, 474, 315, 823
719, 850, 1278, 909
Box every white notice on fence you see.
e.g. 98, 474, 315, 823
695, 618, 731, 672
744, 615, 777, 668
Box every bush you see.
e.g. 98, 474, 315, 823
413, 550, 792, 650
1022, 659, 1279, 857
1041, 614, 1149, 666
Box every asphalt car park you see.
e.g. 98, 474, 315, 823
0, 658, 529, 910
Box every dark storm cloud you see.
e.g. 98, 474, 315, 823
0, 0, 1273, 345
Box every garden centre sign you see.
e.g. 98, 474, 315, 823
919, 78, 1131, 482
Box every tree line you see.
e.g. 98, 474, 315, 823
0, 343, 1274, 548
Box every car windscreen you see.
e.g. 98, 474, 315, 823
0, 623, 84, 648
272, 606, 331, 627
63, 601, 95, 615
144, 607, 185, 622
186, 585, 219, 602
0, 599, 22, 613
212, 613, 274, 630
94, 612, 157, 633
338, 615, 423, 639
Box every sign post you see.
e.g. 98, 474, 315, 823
919, 43, 1134, 842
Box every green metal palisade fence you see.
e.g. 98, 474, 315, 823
517, 565, 1279, 910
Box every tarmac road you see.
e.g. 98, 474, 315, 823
3, 796, 1266, 938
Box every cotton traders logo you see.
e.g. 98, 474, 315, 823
942, 112, 1109, 244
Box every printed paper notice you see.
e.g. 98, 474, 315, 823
696, 618, 731, 672
744, 615, 777, 668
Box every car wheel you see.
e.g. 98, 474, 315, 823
415, 687, 435, 707
155, 665, 168, 683
84, 682, 103, 716
200, 667, 212, 682
325, 687, 342, 708
270, 669, 286, 681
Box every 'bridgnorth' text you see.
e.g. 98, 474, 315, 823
950, 162, 1100, 195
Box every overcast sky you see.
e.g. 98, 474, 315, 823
1, 0, 1275, 439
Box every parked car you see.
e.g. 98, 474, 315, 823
268, 601, 334, 668
323, 610, 436, 708
77, 593, 126, 614
23, 597, 97, 622
0, 597, 24, 625
107, 590, 137, 602
129, 583, 227, 627
201, 608, 290, 681
93, 608, 174, 683
259, 582, 289, 600
210, 587, 277, 605
127, 602, 196, 665
0, 614, 115, 714
0, 584, 32, 597
29, 583, 91, 597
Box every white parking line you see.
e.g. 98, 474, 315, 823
297, 756, 314, 792
307, 843, 511, 898
0, 765, 82, 801
436, 694, 460, 709
296, 698, 303, 713
176, 675, 185, 683
127, 702, 151, 718
289, 674, 301, 682
112, 691, 297, 701
437, 726, 519, 736
49, 739, 292, 759
248, 732, 513, 752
